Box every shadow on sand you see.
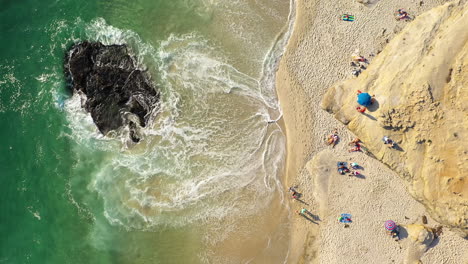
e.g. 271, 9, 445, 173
353, 173, 366, 179
367, 98, 380, 112
305, 211, 321, 222
362, 112, 377, 120
300, 214, 318, 225
397, 226, 408, 240
393, 144, 404, 152
294, 198, 310, 206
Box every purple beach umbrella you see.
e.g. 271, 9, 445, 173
385, 220, 396, 231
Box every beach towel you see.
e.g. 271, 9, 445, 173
341, 14, 355, 22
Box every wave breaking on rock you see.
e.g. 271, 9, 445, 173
64, 41, 160, 142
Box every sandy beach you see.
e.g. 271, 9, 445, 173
276, 0, 468, 263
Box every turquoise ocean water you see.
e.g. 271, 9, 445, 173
1, 0, 293, 263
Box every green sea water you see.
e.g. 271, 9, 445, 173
0, 0, 292, 263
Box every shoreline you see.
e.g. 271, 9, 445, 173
276, 0, 321, 261
275, 0, 468, 263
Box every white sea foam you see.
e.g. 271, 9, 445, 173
55, 16, 288, 239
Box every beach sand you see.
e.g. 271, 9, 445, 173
276, 0, 468, 263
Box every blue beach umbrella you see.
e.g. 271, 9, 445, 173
357, 93, 372, 106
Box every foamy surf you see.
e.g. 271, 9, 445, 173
59, 18, 287, 235
2, 0, 293, 262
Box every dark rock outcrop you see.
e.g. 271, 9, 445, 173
64, 41, 159, 142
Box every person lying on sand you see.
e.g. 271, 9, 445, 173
337, 162, 350, 174
352, 49, 367, 63
395, 9, 410, 20
348, 143, 362, 152
348, 170, 361, 177
338, 168, 350, 175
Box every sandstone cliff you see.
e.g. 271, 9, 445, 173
322, 1, 468, 236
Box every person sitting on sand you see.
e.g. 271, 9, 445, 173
350, 162, 359, 169
383, 136, 395, 148
348, 143, 361, 152
349, 170, 361, 177
387, 226, 400, 239
356, 106, 366, 113
348, 138, 361, 145
326, 130, 339, 148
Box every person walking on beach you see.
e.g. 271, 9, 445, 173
296, 208, 308, 216
289, 186, 300, 199
383, 136, 396, 148
291, 191, 299, 199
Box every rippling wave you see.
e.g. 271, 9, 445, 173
59, 19, 286, 234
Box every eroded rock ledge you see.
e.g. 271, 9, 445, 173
64, 41, 160, 142
322, 1, 468, 236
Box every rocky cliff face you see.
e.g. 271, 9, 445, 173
64, 41, 160, 142
322, 1, 468, 236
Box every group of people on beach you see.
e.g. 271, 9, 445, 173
290, 7, 413, 237
337, 161, 361, 176
292, 127, 399, 236
350, 50, 370, 77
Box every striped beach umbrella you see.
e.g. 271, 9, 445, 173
385, 220, 396, 231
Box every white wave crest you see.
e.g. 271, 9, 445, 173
58, 18, 286, 235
